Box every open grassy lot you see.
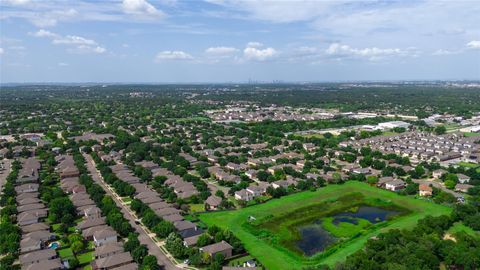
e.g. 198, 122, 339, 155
448, 222, 480, 239
457, 161, 479, 168
464, 132, 480, 137
199, 181, 451, 269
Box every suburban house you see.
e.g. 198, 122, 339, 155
419, 184, 433, 196
91, 251, 135, 270
23, 258, 63, 270
385, 179, 406, 191
205, 195, 222, 210
432, 169, 447, 179
457, 174, 471, 184
19, 249, 57, 266
94, 242, 124, 259
200, 240, 233, 259
93, 228, 118, 247
455, 183, 474, 193
234, 189, 254, 201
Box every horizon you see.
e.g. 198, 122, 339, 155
2, 79, 480, 86
1, 0, 480, 83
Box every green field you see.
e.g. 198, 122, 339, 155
77, 251, 94, 264
448, 222, 480, 239
457, 161, 479, 168
464, 132, 480, 137
199, 181, 451, 269
58, 247, 75, 260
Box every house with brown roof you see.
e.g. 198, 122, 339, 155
419, 184, 433, 196
22, 258, 63, 270
21, 222, 49, 233
200, 240, 233, 259
17, 210, 47, 226
455, 183, 474, 193
92, 251, 134, 270
19, 249, 57, 266
93, 227, 118, 247
15, 183, 39, 193
385, 179, 406, 191
94, 242, 124, 259
77, 217, 105, 230
205, 195, 222, 210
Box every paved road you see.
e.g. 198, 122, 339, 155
0, 159, 12, 192
413, 178, 464, 198
83, 154, 180, 270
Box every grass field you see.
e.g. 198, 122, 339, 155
189, 203, 205, 213
448, 222, 480, 239
199, 181, 451, 269
77, 251, 94, 264
464, 132, 480, 137
457, 161, 479, 168
58, 248, 75, 260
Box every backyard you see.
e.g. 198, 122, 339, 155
198, 181, 452, 269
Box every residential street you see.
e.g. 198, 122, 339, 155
83, 153, 181, 270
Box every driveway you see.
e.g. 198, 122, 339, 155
83, 154, 181, 270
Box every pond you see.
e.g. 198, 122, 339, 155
295, 206, 399, 256
332, 206, 399, 224
296, 224, 337, 256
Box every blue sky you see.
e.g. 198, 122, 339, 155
1, 0, 479, 83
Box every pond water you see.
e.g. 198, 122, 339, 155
296, 224, 337, 256
295, 206, 399, 256
332, 206, 399, 224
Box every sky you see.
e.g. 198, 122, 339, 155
0, 0, 479, 83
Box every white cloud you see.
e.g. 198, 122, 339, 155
32, 29, 59, 38
31, 29, 106, 54
0, 48, 4, 54
467, 40, 480, 49
3, 0, 30, 5
30, 9, 78, 27
246, 41, 263, 48
52, 35, 97, 46
58, 62, 69, 66
155, 50, 193, 61
243, 46, 277, 61
325, 43, 415, 61
122, 0, 165, 18
432, 49, 461, 56
205, 46, 238, 55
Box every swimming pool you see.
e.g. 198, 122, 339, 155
48, 242, 60, 249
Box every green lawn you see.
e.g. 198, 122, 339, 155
457, 161, 479, 168
464, 132, 480, 137
382, 131, 399, 136
228, 255, 256, 266
58, 248, 75, 260
190, 204, 205, 213
198, 181, 451, 269
51, 223, 61, 232
77, 251, 94, 264
122, 197, 132, 203
448, 222, 480, 239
